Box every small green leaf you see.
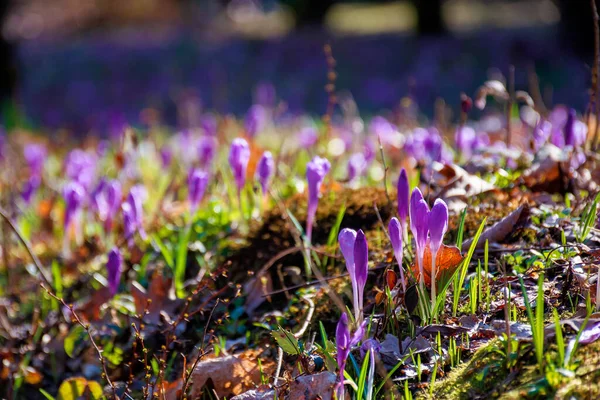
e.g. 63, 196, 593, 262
271, 327, 301, 355
39, 389, 55, 400
64, 325, 85, 358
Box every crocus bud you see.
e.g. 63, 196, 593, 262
24, 144, 46, 178
339, 228, 360, 321
21, 176, 41, 204
409, 187, 424, 238
122, 203, 136, 248
397, 169, 409, 232
564, 108, 576, 147
198, 136, 217, 168
160, 147, 173, 168
305, 156, 331, 242
429, 199, 449, 256
106, 247, 122, 296
413, 199, 430, 255
228, 138, 250, 195
256, 151, 274, 195
94, 179, 122, 233
202, 114, 218, 137
123, 185, 147, 246
63, 181, 85, 230
65, 149, 97, 190
188, 168, 209, 214
347, 153, 367, 182
388, 217, 406, 293
354, 229, 368, 321
244, 105, 266, 137
336, 312, 350, 400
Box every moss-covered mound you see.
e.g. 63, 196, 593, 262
225, 187, 395, 282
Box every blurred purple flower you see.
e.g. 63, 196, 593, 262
201, 114, 218, 137
198, 136, 217, 168
388, 217, 406, 293
256, 151, 274, 195
65, 149, 97, 190
532, 120, 552, 150
63, 181, 85, 230
160, 147, 173, 168
188, 168, 209, 214
24, 144, 46, 178
550, 107, 587, 148
244, 105, 266, 137
428, 199, 448, 306
254, 81, 276, 107
297, 127, 318, 148
228, 138, 250, 195
305, 156, 331, 242
347, 153, 367, 182
369, 116, 397, 146
106, 247, 122, 297
123, 184, 147, 247
21, 176, 41, 204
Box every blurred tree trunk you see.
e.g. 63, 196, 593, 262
0, 0, 16, 104
414, 0, 445, 36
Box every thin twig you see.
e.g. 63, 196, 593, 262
376, 134, 393, 209
273, 294, 315, 387
0, 206, 52, 286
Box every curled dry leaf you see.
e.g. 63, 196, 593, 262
522, 144, 572, 193
462, 204, 530, 251
433, 163, 497, 213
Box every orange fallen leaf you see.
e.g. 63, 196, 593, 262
411, 244, 463, 289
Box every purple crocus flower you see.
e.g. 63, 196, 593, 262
564, 108, 576, 147
388, 217, 406, 293
198, 136, 217, 169
256, 151, 274, 195
24, 144, 46, 178
244, 105, 266, 137
305, 156, 331, 242
397, 168, 409, 239
347, 153, 367, 182
122, 185, 147, 247
160, 147, 173, 168
201, 114, 218, 137
353, 230, 369, 321
428, 199, 448, 308
102, 180, 122, 233
63, 181, 85, 255
410, 188, 430, 292
65, 149, 97, 190
228, 138, 251, 197
254, 81, 276, 107
297, 127, 318, 148
455, 126, 477, 159
335, 312, 366, 400
188, 168, 209, 214
339, 228, 359, 317
21, 176, 41, 204
106, 247, 122, 297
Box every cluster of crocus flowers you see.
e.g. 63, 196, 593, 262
335, 312, 365, 400
22, 144, 47, 204
187, 168, 209, 215
339, 228, 369, 322
410, 187, 430, 296
256, 151, 274, 196
305, 156, 330, 243
228, 138, 250, 202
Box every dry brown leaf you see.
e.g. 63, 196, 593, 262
433, 163, 497, 213
131, 273, 180, 324
462, 204, 530, 251
411, 244, 463, 289
288, 371, 336, 400
191, 350, 274, 398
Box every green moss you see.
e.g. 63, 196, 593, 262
420, 338, 600, 400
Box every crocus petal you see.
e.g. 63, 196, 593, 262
188, 168, 209, 212
414, 199, 430, 252
256, 151, 275, 194
397, 169, 409, 225
409, 187, 424, 236
388, 217, 402, 256
336, 312, 350, 364
106, 247, 122, 296
351, 320, 367, 346
338, 228, 357, 276
353, 230, 369, 290
305, 156, 331, 241
429, 199, 449, 255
